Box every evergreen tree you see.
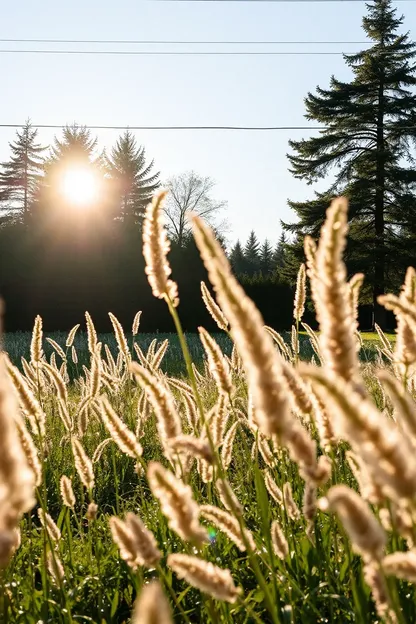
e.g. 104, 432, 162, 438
273, 232, 287, 270
106, 130, 159, 226
244, 231, 261, 276
230, 240, 246, 275
0, 120, 47, 224
260, 239, 274, 276
37, 124, 109, 225
284, 0, 416, 326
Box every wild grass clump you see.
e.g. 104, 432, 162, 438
2, 192, 416, 623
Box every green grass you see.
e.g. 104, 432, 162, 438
1, 321, 413, 624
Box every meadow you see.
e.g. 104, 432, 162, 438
1, 194, 415, 624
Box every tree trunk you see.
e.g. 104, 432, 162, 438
373, 71, 386, 329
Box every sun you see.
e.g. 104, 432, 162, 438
60, 167, 100, 207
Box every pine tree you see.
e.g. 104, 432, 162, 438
106, 130, 159, 226
284, 0, 416, 327
273, 233, 287, 270
244, 231, 261, 276
38, 124, 108, 223
260, 239, 274, 276
0, 120, 47, 224
230, 240, 246, 275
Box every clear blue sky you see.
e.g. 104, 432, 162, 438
2, 0, 416, 246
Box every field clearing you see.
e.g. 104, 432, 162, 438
4, 329, 389, 376
0, 197, 414, 624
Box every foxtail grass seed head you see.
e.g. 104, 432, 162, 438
143, 191, 179, 306
85, 312, 98, 354
313, 198, 360, 385
319, 485, 386, 560
38, 509, 61, 543
100, 396, 142, 458
169, 435, 213, 463
198, 327, 233, 396
271, 520, 289, 559
382, 550, 416, 583
394, 267, 416, 371
167, 553, 242, 603
46, 337, 66, 361
92, 438, 113, 464
303, 366, 416, 500
15, 418, 42, 487
110, 513, 161, 568
5, 357, 46, 437
30, 315, 43, 364
221, 421, 239, 469
71, 345, 78, 364
0, 353, 35, 566
86, 501, 98, 520
348, 273, 364, 327
363, 563, 397, 624
263, 470, 283, 505
72, 439, 95, 491
66, 323, 80, 348
132, 580, 173, 624
215, 479, 243, 515
60, 476, 76, 509
132, 363, 181, 449
109, 312, 129, 361
201, 281, 229, 331
200, 504, 256, 552
148, 461, 208, 544
191, 214, 291, 439
283, 483, 301, 521
132, 311, 142, 336
294, 263, 306, 322
47, 551, 65, 585
303, 482, 317, 523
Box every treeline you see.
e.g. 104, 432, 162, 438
0, 122, 297, 332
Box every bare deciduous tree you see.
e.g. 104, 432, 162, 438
163, 171, 227, 246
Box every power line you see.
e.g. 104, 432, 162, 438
0, 38, 372, 45
1, 123, 416, 131
0, 49, 377, 56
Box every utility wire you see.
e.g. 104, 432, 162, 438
0, 49, 387, 55
0, 123, 416, 131
0, 38, 372, 45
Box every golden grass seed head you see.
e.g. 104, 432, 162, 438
200, 281, 229, 331
100, 396, 142, 459
293, 263, 306, 322
132, 311, 143, 336
85, 312, 98, 354
72, 438, 95, 491
143, 190, 179, 306
110, 513, 161, 568
221, 421, 239, 469
263, 470, 283, 505
131, 363, 181, 448
46, 337, 66, 361
169, 435, 213, 463
38, 509, 61, 543
215, 478, 243, 515
5, 357, 46, 437
60, 475, 76, 508
47, 551, 65, 585
198, 327, 233, 396
15, 418, 42, 487
167, 553, 242, 603
131, 580, 173, 624
191, 214, 291, 439
271, 520, 289, 559
30, 315, 43, 364
283, 482, 301, 521
66, 324, 80, 348
147, 461, 208, 545
319, 485, 386, 560
200, 504, 256, 552
109, 312, 130, 360
382, 550, 416, 583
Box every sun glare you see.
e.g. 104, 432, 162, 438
60, 167, 100, 207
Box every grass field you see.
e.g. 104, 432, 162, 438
0, 197, 414, 624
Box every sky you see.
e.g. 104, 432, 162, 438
2, 0, 416, 246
